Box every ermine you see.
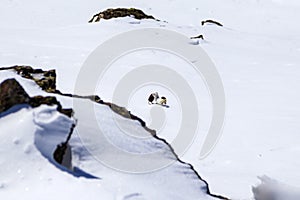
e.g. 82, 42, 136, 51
148, 92, 159, 104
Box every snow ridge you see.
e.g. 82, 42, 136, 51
0, 65, 227, 199
0, 67, 229, 199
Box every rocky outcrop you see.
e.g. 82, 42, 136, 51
0, 65, 57, 93
0, 78, 73, 169
0, 78, 31, 113
102, 102, 156, 135
0, 78, 73, 117
88, 8, 157, 23
0, 66, 148, 129
201, 19, 223, 27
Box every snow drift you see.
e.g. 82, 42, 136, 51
0, 69, 226, 199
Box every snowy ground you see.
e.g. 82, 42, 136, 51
0, 71, 216, 200
1, 0, 300, 199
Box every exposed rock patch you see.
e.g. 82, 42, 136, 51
54, 121, 76, 169
0, 78, 73, 117
0, 65, 57, 93
103, 102, 156, 135
201, 19, 223, 27
0, 78, 74, 171
0, 66, 146, 128
190, 34, 204, 40
88, 8, 157, 23
0, 78, 30, 113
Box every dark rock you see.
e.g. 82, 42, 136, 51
74, 95, 102, 103
0, 66, 153, 133
0, 78, 73, 117
53, 121, 76, 169
0, 65, 57, 93
190, 34, 204, 40
0, 79, 31, 113
103, 102, 156, 134
30, 95, 59, 108
201, 19, 223, 27
53, 142, 68, 165
59, 109, 74, 118
88, 8, 157, 23
53, 142, 72, 169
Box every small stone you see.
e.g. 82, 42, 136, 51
0, 182, 6, 189
13, 138, 20, 145
24, 144, 32, 154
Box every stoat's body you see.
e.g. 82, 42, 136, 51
148, 92, 167, 106
148, 92, 159, 104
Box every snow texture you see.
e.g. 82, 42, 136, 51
1, 0, 300, 199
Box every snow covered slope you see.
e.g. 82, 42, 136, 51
1, 0, 300, 199
0, 104, 114, 200
0, 70, 221, 200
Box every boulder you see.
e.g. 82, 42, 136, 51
0, 78, 73, 117
0, 79, 31, 113
88, 8, 156, 23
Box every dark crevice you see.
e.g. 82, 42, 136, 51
0, 65, 229, 199
53, 120, 77, 165
152, 134, 229, 200
64, 94, 229, 199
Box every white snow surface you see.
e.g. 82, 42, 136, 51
0, 72, 214, 200
252, 176, 300, 200
1, 0, 300, 199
